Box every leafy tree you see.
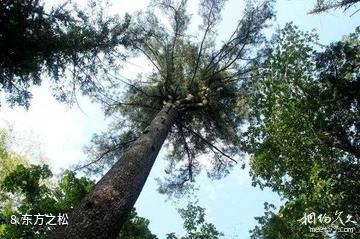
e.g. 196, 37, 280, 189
1, 162, 223, 239
0, 128, 28, 235
250, 202, 296, 239
0, 165, 91, 238
117, 209, 158, 239
245, 24, 359, 238
166, 203, 223, 239
309, 0, 360, 14
0, 0, 132, 108
0, 164, 157, 239
250, 200, 330, 239
0, 129, 28, 181
49, 0, 275, 237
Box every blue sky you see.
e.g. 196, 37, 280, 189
0, 0, 359, 238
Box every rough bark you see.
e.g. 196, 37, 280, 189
49, 103, 178, 239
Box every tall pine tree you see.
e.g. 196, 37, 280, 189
50, 0, 275, 238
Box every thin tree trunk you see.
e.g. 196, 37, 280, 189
49, 103, 178, 239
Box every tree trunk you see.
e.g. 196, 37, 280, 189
49, 103, 178, 239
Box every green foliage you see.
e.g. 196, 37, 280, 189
245, 24, 359, 238
0, 129, 28, 181
117, 209, 158, 239
1, 130, 224, 238
0, 0, 131, 107
0, 162, 223, 239
250, 201, 319, 239
309, 0, 360, 14
0, 128, 28, 235
2, 164, 52, 204
84, 0, 275, 197
166, 203, 224, 239
0, 165, 95, 239
0, 163, 160, 239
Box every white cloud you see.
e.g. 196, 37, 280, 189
0, 83, 106, 174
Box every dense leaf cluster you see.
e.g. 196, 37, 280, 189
0, 129, 222, 238
0, 163, 158, 239
246, 24, 359, 238
0, 0, 131, 107
166, 203, 223, 239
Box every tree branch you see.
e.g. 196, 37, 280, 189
179, 123, 238, 163
72, 138, 137, 172
179, 125, 194, 182
189, 2, 215, 86
133, 45, 162, 74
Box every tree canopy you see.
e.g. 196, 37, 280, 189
0, 162, 158, 239
0, 128, 223, 238
309, 0, 360, 14
2, 0, 359, 238
245, 23, 359, 239
0, 163, 220, 239
81, 0, 275, 197
0, 129, 28, 180
0, 0, 132, 108
46, 1, 277, 236
166, 203, 224, 239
